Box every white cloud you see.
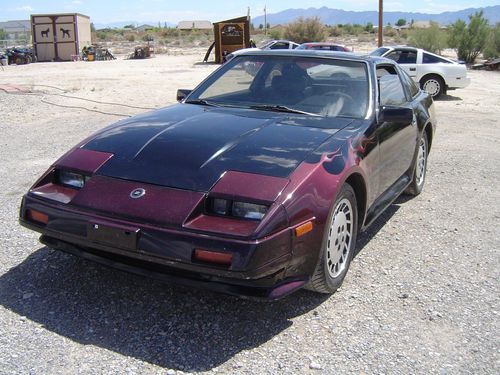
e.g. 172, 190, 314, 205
15, 5, 34, 11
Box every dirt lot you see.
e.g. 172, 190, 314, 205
0, 53, 499, 374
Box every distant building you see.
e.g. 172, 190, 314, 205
177, 20, 212, 30
0, 20, 31, 41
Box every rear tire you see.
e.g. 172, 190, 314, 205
306, 184, 358, 294
420, 75, 444, 99
405, 132, 428, 196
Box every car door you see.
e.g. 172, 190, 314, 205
384, 48, 418, 80
376, 64, 419, 194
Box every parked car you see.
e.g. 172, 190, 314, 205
225, 39, 299, 62
20, 50, 436, 299
370, 46, 470, 98
297, 42, 352, 52
260, 39, 300, 50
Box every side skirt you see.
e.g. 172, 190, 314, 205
362, 174, 410, 229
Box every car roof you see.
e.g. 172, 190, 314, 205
301, 42, 345, 46
234, 49, 391, 64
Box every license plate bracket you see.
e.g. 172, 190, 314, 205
87, 221, 139, 250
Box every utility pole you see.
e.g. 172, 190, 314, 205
264, 5, 267, 36
378, 0, 383, 47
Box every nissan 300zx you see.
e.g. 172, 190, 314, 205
20, 51, 436, 299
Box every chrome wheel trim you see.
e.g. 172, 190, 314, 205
416, 136, 427, 187
423, 79, 440, 97
326, 198, 353, 278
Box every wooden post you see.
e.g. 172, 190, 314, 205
378, 0, 383, 47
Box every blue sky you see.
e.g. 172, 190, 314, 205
0, 0, 499, 23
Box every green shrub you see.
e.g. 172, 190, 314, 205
449, 11, 489, 63
408, 22, 448, 54
269, 28, 282, 40
483, 23, 500, 59
383, 25, 397, 38
283, 17, 326, 43
126, 34, 135, 42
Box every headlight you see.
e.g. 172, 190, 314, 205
232, 201, 267, 220
207, 197, 268, 220
56, 169, 88, 189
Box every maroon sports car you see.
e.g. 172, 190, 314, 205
20, 50, 436, 299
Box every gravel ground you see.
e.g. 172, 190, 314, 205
0, 55, 499, 374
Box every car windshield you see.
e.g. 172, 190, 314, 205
188, 55, 370, 118
370, 47, 390, 56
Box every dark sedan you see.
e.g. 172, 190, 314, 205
20, 50, 436, 299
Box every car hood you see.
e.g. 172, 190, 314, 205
82, 104, 352, 192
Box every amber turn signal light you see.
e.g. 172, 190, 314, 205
295, 221, 313, 237
193, 249, 233, 266
26, 209, 49, 225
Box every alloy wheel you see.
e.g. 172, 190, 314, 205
326, 198, 353, 278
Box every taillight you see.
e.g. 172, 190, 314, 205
26, 209, 49, 225
193, 248, 233, 267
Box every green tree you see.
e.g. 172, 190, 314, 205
365, 22, 374, 33
283, 17, 326, 43
449, 11, 489, 63
269, 28, 282, 40
396, 18, 406, 27
483, 23, 500, 58
408, 22, 448, 54
259, 24, 263, 30
0, 29, 6, 40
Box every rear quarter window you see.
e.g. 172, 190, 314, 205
423, 53, 451, 64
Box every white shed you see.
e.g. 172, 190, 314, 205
31, 13, 91, 61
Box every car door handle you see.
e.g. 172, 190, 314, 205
409, 67, 416, 71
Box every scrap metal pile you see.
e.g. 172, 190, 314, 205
82, 45, 116, 61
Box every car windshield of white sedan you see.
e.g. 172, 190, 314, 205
189, 56, 369, 118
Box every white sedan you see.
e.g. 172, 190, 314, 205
370, 46, 470, 98
225, 40, 299, 62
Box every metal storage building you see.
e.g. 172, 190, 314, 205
31, 13, 91, 61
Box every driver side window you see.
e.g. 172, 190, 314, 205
385, 50, 417, 64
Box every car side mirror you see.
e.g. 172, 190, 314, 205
177, 89, 192, 102
378, 106, 413, 124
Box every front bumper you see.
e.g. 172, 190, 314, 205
20, 195, 307, 299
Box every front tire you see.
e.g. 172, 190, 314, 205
405, 132, 428, 196
306, 184, 358, 294
420, 75, 444, 99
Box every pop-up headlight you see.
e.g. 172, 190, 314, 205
207, 197, 268, 220
232, 201, 267, 220
56, 169, 89, 189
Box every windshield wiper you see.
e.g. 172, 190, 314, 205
250, 104, 320, 117
185, 99, 221, 107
